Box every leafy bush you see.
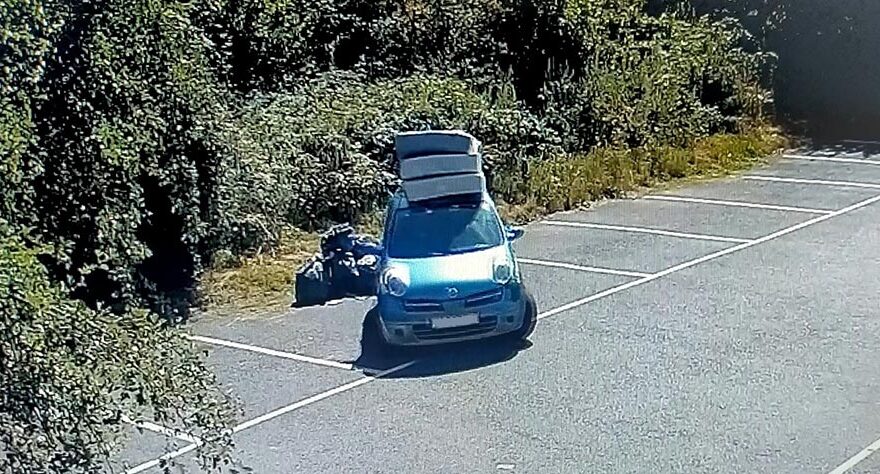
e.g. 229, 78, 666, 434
0, 0, 231, 316
0, 0, 65, 227
0, 226, 234, 473
1, 2, 236, 470
205, 0, 520, 90
541, 0, 771, 150
207, 73, 561, 254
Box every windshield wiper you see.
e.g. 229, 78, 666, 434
446, 243, 496, 255
391, 251, 446, 258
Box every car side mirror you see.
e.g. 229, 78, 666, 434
505, 226, 524, 241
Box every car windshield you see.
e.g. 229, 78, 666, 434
387, 201, 504, 258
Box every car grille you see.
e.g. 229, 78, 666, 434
412, 315, 498, 341
464, 288, 504, 308
403, 287, 504, 313
402, 300, 444, 313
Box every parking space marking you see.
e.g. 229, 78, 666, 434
126, 359, 418, 473
231, 359, 416, 432
843, 139, 880, 146
121, 415, 201, 444
518, 258, 652, 278
744, 176, 880, 190
828, 436, 880, 474
185, 334, 355, 372
125, 442, 202, 474
542, 220, 753, 244
538, 192, 880, 320
781, 154, 880, 166
643, 195, 834, 214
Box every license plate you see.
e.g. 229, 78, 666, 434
431, 313, 479, 329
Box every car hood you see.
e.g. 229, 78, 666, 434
385, 245, 511, 300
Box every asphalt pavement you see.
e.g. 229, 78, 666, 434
114, 140, 880, 474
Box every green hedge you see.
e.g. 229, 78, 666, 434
208, 73, 562, 251
0, 226, 234, 472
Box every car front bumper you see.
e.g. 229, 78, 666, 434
377, 287, 527, 346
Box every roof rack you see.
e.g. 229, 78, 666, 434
405, 192, 484, 210
394, 130, 486, 203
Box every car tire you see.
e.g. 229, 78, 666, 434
514, 289, 538, 341
362, 306, 394, 357
371, 311, 398, 357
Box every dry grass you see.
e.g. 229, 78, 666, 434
198, 229, 320, 314
499, 123, 788, 223
199, 124, 787, 314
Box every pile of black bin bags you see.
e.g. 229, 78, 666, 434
292, 224, 383, 307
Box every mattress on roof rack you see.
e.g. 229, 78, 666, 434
401, 172, 486, 203
394, 130, 481, 161
399, 153, 481, 180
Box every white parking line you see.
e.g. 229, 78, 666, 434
232, 359, 416, 432
121, 415, 201, 444
125, 359, 417, 473
843, 139, 880, 146
542, 220, 753, 244
828, 437, 880, 474
185, 334, 355, 372
643, 195, 834, 214
125, 442, 202, 474
782, 154, 880, 166
518, 258, 652, 278
744, 176, 880, 190
538, 192, 880, 320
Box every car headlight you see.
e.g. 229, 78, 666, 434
381, 266, 410, 297
492, 258, 513, 284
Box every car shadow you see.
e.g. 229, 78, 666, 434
351, 306, 532, 379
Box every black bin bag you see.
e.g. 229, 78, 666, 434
293, 222, 384, 305
352, 254, 379, 296
329, 254, 360, 299
320, 223, 356, 256
293, 255, 331, 307
352, 235, 382, 259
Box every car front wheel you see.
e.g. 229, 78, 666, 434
513, 289, 538, 341
362, 306, 396, 358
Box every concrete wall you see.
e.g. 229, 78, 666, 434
691, 0, 880, 139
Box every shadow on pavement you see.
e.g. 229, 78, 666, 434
350, 306, 532, 379
791, 139, 880, 156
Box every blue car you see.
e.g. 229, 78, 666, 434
373, 190, 537, 347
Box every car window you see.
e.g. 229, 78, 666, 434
387, 202, 504, 258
